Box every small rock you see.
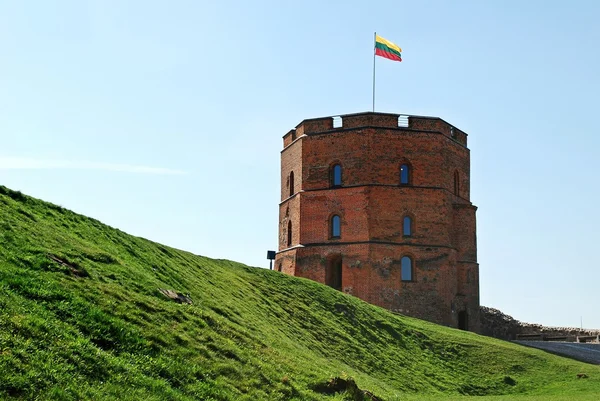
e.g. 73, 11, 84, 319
158, 288, 193, 304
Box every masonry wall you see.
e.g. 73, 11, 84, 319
275, 248, 297, 275
278, 196, 300, 250
299, 187, 369, 244
480, 306, 600, 341
302, 128, 471, 197
293, 243, 461, 326
281, 139, 302, 201
367, 187, 452, 244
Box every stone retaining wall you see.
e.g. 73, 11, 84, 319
480, 306, 600, 341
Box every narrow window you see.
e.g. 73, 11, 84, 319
454, 170, 460, 196
401, 256, 413, 281
400, 164, 410, 185
331, 164, 342, 187
289, 171, 295, 197
403, 216, 412, 237
331, 215, 341, 238
287, 221, 292, 247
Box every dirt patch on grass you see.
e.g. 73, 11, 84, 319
48, 254, 89, 277
312, 377, 383, 400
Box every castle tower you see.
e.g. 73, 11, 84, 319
275, 112, 479, 332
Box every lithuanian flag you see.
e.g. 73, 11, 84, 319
375, 35, 402, 62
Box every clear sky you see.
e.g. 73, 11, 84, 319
1, 1, 599, 329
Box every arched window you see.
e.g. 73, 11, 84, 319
331, 164, 342, 187
331, 215, 341, 238
401, 256, 413, 282
403, 216, 412, 237
287, 221, 292, 247
400, 164, 410, 185
289, 171, 295, 197
454, 170, 460, 196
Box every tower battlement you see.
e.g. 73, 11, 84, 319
283, 112, 468, 148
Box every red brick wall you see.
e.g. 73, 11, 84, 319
367, 187, 452, 244
291, 243, 462, 326
278, 196, 300, 250
452, 204, 477, 262
301, 127, 471, 198
280, 139, 302, 201
409, 116, 468, 146
275, 248, 297, 275
300, 187, 370, 243
275, 112, 479, 332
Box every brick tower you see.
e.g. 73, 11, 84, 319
275, 112, 479, 332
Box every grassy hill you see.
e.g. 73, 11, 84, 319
0, 185, 598, 401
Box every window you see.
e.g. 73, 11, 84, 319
400, 164, 410, 185
331, 164, 342, 187
331, 215, 341, 238
289, 171, 295, 197
287, 221, 292, 247
403, 216, 412, 237
454, 170, 460, 196
401, 256, 413, 281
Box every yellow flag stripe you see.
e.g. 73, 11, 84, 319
375, 35, 401, 54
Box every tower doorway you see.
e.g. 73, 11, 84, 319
458, 310, 468, 331
326, 256, 342, 291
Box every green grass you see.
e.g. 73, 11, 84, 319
0, 185, 598, 400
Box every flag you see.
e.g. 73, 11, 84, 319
375, 35, 402, 62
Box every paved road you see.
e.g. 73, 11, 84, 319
515, 341, 600, 365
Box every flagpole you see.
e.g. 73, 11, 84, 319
372, 32, 376, 112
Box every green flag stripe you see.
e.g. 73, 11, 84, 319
375, 42, 401, 58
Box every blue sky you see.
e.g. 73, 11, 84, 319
1, 1, 599, 329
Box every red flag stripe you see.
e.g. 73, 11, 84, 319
375, 48, 402, 62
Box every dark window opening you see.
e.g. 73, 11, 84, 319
277, 263, 282, 272
287, 221, 292, 247
454, 170, 460, 196
326, 256, 342, 290
458, 311, 468, 331
331, 164, 342, 187
289, 171, 295, 197
403, 216, 412, 237
401, 256, 413, 281
331, 215, 341, 238
400, 164, 410, 185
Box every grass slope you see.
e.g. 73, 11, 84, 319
0, 185, 598, 401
